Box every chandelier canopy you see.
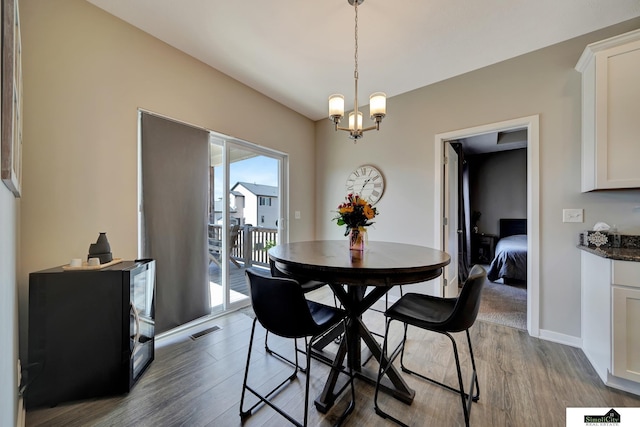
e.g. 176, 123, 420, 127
328, 0, 386, 141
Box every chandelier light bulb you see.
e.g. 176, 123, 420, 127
349, 111, 363, 131
369, 92, 387, 119
329, 94, 345, 122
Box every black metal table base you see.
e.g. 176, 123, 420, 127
313, 284, 415, 413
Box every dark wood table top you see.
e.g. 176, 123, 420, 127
268, 240, 450, 286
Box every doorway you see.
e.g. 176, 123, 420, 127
208, 135, 287, 315
434, 115, 540, 337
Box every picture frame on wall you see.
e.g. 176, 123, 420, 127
1, 0, 23, 197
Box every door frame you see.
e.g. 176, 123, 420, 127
211, 133, 289, 313
442, 142, 459, 298
433, 115, 540, 337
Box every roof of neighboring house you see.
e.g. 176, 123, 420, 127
214, 199, 237, 213
232, 182, 278, 197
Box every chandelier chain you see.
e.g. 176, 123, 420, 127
354, 0, 358, 79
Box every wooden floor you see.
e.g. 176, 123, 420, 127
209, 260, 253, 297
26, 286, 640, 427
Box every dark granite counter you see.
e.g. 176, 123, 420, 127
578, 245, 640, 262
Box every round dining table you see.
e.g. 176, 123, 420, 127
268, 240, 451, 413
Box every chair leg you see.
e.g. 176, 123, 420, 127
449, 332, 478, 427
398, 328, 479, 427
466, 329, 480, 402
303, 340, 312, 427
208, 253, 221, 267
373, 319, 410, 427
230, 257, 242, 268
239, 318, 258, 418
240, 319, 302, 426
265, 331, 308, 373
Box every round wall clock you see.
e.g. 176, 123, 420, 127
345, 164, 385, 205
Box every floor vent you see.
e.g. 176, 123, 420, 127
190, 325, 221, 340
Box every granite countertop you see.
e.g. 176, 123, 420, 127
578, 245, 640, 262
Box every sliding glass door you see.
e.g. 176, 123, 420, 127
208, 135, 287, 314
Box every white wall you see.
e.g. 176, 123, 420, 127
315, 19, 640, 342
18, 0, 316, 385
0, 188, 18, 427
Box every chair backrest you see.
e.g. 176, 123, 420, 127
445, 264, 487, 332
245, 267, 320, 338
269, 258, 286, 278
229, 224, 240, 248
209, 224, 240, 253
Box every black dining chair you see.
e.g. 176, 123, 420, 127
264, 260, 337, 372
240, 267, 355, 427
373, 265, 487, 427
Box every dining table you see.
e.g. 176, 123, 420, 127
268, 240, 451, 413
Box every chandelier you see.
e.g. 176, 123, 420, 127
328, 0, 386, 141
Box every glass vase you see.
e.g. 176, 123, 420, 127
349, 227, 366, 251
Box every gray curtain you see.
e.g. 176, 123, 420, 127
141, 113, 210, 333
451, 142, 471, 283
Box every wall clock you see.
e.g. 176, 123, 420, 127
345, 164, 385, 205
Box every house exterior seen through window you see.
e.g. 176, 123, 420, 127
259, 197, 272, 206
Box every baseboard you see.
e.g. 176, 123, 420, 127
538, 328, 582, 348
16, 358, 25, 427
606, 373, 640, 397
16, 396, 25, 427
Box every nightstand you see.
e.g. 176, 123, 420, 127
471, 233, 497, 264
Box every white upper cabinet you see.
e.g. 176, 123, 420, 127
576, 29, 640, 192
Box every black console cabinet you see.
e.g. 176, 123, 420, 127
26, 260, 155, 409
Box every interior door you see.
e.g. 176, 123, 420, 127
443, 142, 459, 297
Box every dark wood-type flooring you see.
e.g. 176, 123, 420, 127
26, 286, 640, 427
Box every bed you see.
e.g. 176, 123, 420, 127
487, 219, 527, 284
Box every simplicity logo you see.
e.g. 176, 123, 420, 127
584, 409, 621, 425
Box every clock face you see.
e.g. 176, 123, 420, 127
345, 165, 385, 205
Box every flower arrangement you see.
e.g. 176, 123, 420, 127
333, 193, 378, 236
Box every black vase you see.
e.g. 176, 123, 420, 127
88, 232, 113, 264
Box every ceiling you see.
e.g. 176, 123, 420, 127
457, 129, 528, 155
86, 0, 640, 121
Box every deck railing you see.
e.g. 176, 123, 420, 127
209, 224, 277, 267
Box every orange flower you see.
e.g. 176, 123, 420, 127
363, 204, 376, 219
333, 193, 379, 235
339, 205, 354, 214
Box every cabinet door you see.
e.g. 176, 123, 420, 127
595, 41, 640, 189
577, 30, 640, 191
612, 285, 640, 382
581, 252, 611, 382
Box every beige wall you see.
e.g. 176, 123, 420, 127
315, 19, 640, 341
18, 0, 316, 358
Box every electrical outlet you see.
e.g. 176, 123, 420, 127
563, 208, 583, 223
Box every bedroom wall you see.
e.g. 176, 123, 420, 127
469, 149, 527, 236
19, 0, 316, 360
315, 18, 640, 342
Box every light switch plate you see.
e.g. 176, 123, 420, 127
294, 210, 301, 219
563, 208, 583, 223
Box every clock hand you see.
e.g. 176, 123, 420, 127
360, 177, 372, 193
